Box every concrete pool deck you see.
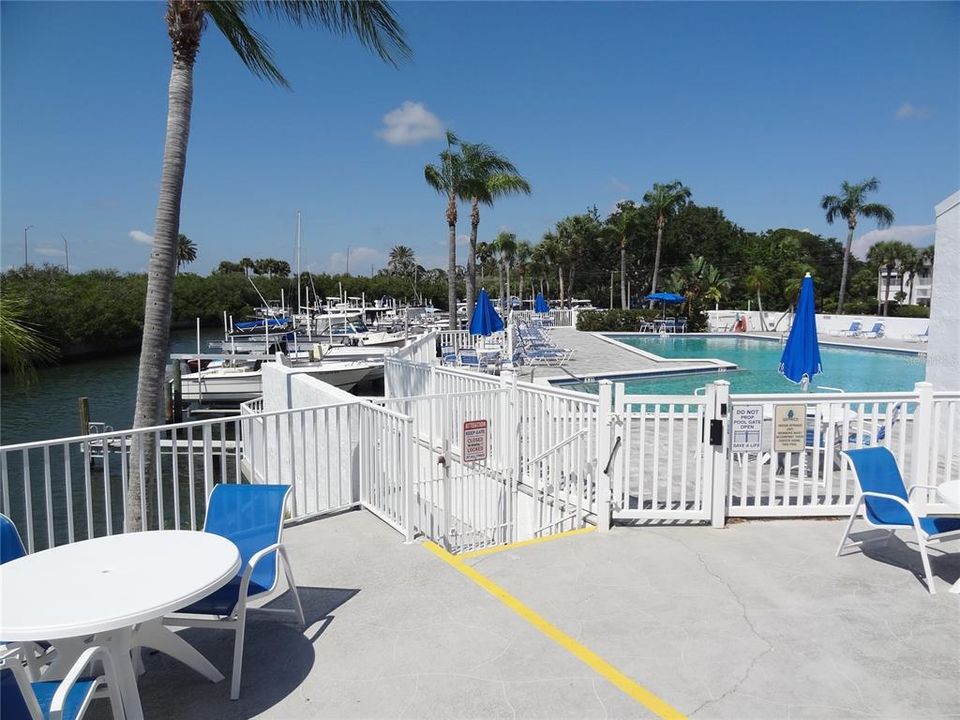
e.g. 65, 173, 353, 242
104, 509, 960, 719
525, 329, 926, 386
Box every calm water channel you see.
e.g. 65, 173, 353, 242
1, 328, 221, 446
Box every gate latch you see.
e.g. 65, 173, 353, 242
709, 419, 724, 446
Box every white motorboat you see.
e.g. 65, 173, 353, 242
179, 359, 374, 403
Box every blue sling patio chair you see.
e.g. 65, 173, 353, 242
164, 484, 305, 700
837, 447, 960, 594
1, 645, 123, 720
1, 513, 27, 565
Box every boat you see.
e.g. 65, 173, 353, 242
179, 359, 374, 403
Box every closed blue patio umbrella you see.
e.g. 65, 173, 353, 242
779, 272, 822, 389
470, 288, 505, 336
534, 292, 550, 314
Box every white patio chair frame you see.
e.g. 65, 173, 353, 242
836, 452, 960, 595
163, 486, 306, 700
1, 645, 123, 720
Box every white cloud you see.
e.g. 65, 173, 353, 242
896, 102, 932, 120
854, 224, 935, 258
610, 177, 631, 194
34, 247, 65, 257
376, 101, 444, 146
129, 229, 154, 245
327, 246, 386, 275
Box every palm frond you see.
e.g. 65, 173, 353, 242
248, 0, 410, 66
424, 164, 446, 194
205, 1, 288, 85
860, 203, 895, 228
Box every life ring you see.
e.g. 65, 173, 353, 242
733, 317, 748, 333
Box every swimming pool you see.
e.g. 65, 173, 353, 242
559, 335, 926, 395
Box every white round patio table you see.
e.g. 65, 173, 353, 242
935, 480, 960, 594
0, 530, 240, 719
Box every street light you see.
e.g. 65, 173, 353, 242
61, 235, 70, 273
23, 225, 33, 267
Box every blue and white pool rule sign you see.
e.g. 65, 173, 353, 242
731, 405, 763, 452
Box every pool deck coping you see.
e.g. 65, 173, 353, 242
532, 329, 925, 387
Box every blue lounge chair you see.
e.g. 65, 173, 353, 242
164, 484, 305, 699
1, 514, 26, 564
858, 321, 885, 338
830, 320, 862, 337
837, 447, 960, 594
1, 645, 123, 720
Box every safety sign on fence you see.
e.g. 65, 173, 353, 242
731, 405, 763, 453
462, 419, 488, 462
773, 404, 806, 452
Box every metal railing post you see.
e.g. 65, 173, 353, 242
709, 380, 730, 528
202, 423, 214, 505
597, 380, 613, 532
403, 417, 416, 543
910, 381, 934, 513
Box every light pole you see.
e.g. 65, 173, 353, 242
23, 225, 33, 267
61, 235, 70, 273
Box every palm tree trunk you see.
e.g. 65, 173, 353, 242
466, 198, 479, 325
498, 265, 505, 311
757, 289, 767, 331
506, 264, 511, 310
567, 267, 574, 307
620, 238, 627, 309
837, 225, 855, 315
883, 267, 891, 316
557, 267, 564, 308
649, 221, 664, 308
446, 193, 457, 330
128, 55, 194, 531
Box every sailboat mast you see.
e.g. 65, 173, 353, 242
296, 210, 302, 315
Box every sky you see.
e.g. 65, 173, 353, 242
2, 1, 958, 276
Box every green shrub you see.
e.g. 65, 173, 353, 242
891, 305, 930, 318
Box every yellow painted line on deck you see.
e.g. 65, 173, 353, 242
457, 525, 596, 560
423, 541, 687, 720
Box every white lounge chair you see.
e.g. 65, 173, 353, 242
903, 327, 929, 343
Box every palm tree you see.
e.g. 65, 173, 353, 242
176, 233, 197, 273
0, 292, 57, 384
603, 201, 640, 309
867, 240, 913, 316
458, 141, 531, 321
424, 131, 464, 329
240, 256, 254, 277
643, 180, 691, 304
821, 177, 895, 314
906, 245, 934, 304
128, 1, 409, 532
491, 231, 517, 311
539, 231, 566, 307
513, 240, 533, 307
744, 265, 770, 330
388, 245, 416, 276
476, 241, 493, 285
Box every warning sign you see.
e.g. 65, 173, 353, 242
731, 405, 763, 453
462, 420, 488, 463
773, 404, 806, 452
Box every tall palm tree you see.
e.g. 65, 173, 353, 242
513, 240, 532, 306
491, 231, 517, 311
643, 180, 691, 304
128, 1, 409, 532
821, 177, 894, 314
476, 240, 493, 285
744, 265, 770, 330
176, 233, 197, 273
906, 245, 934, 304
458, 141, 531, 321
388, 245, 416, 276
539, 231, 566, 306
240, 256, 254, 277
603, 201, 640, 309
424, 131, 464, 329
867, 240, 913, 316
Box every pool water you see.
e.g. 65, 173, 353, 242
565, 335, 926, 395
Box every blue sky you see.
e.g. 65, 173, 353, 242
2, 1, 957, 275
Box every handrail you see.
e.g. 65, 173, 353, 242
524, 428, 589, 469
603, 435, 622, 476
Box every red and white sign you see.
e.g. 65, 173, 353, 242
462, 420, 488, 463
